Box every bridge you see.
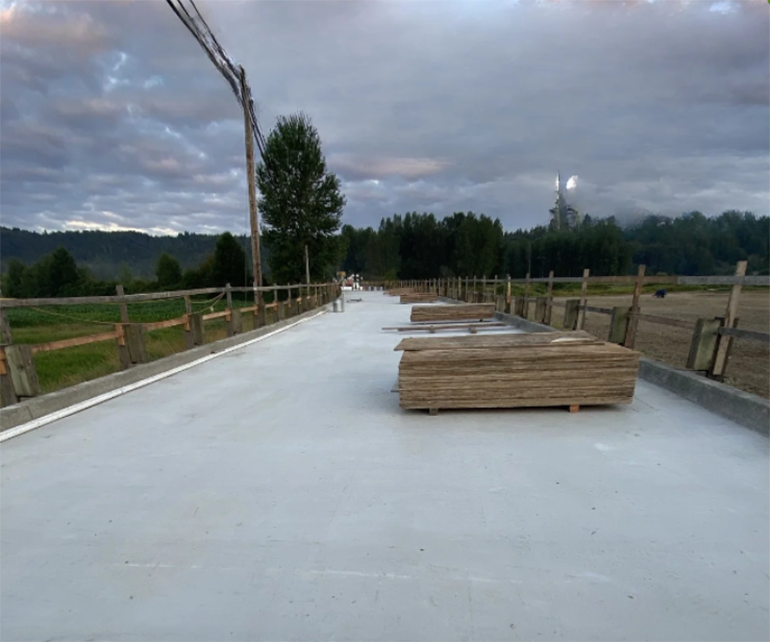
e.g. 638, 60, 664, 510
1, 292, 768, 641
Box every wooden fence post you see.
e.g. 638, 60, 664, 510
577, 268, 590, 330
189, 313, 204, 346
608, 307, 630, 344
505, 276, 512, 314
0, 347, 18, 406
535, 297, 547, 323
0, 308, 12, 345
514, 295, 525, 317
5, 344, 40, 398
623, 264, 645, 348
564, 299, 580, 330
225, 283, 234, 337
687, 318, 722, 371
115, 285, 131, 367
258, 288, 267, 327
124, 324, 148, 364
231, 309, 243, 334
545, 270, 554, 325
709, 260, 747, 380
523, 273, 531, 319
183, 295, 194, 349
115, 323, 130, 370
0, 308, 18, 405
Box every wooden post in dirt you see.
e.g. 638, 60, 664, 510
687, 318, 722, 371
183, 295, 194, 349
5, 344, 40, 398
623, 264, 646, 348
545, 270, 555, 325
709, 260, 747, 380
115, 284, 131, 369
535, 297, 547, 323
608, 307, 630, 344
564, 299, 580, 330
577, 268, 590, 330
505, 276, 512, 314
522, 273, 531, 319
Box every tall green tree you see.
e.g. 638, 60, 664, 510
2, 259, 27, 298
212, 232, 247, 286
256, 113, 346, 283
156, 252, 182, 288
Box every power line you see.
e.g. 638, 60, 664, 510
165, 0, 266, 156
166, 0, 264, 290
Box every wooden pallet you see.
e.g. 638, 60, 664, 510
410, 303, 495, 323
395, 331, 640, 414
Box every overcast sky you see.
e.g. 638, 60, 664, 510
1, 0, 768, 236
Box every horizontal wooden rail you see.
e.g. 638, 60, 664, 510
678, 275, 769, 287
142, 316, 188, 332
630, 312, 694, 330
202, 310, 230, 322
451, 275, 768, 287
1, 282, 337, 308
31, 329, 121, 354
718, 327, 770, 343
581, 304, 613, 315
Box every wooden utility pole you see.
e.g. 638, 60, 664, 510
240, 66, 262, 291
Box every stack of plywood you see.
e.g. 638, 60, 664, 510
400, 293, 438, 304
386, 288, 414, 297
411, 303, 495, 323
395, 331, 640, 413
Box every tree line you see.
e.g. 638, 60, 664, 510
1, 232, 253, 298
341, 210, 768, 279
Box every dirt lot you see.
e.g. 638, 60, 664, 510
548, 290, 769, 399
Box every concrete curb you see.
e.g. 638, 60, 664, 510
0, 306, 329, 434
493, 310, 769, 436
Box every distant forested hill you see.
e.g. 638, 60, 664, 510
0, 228, 254, 280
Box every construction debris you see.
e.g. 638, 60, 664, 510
394, 331, 640, 414
410, 303, 495, 323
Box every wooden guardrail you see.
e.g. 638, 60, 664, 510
391, 261, 769, 385
0, 281, 339, 406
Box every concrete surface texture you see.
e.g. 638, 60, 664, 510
1, 292, 768, 641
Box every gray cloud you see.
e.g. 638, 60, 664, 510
0, 0, 767, 237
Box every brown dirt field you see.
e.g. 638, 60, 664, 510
547, 290, 769, 399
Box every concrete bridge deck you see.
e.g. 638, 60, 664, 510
1, 292, 768, 641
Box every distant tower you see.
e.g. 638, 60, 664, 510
549, 171, 581, 230
550, 172, 567, 230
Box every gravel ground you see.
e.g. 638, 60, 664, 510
547, 290, 769, 399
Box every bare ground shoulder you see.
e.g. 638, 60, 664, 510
552, 290, 769, 399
